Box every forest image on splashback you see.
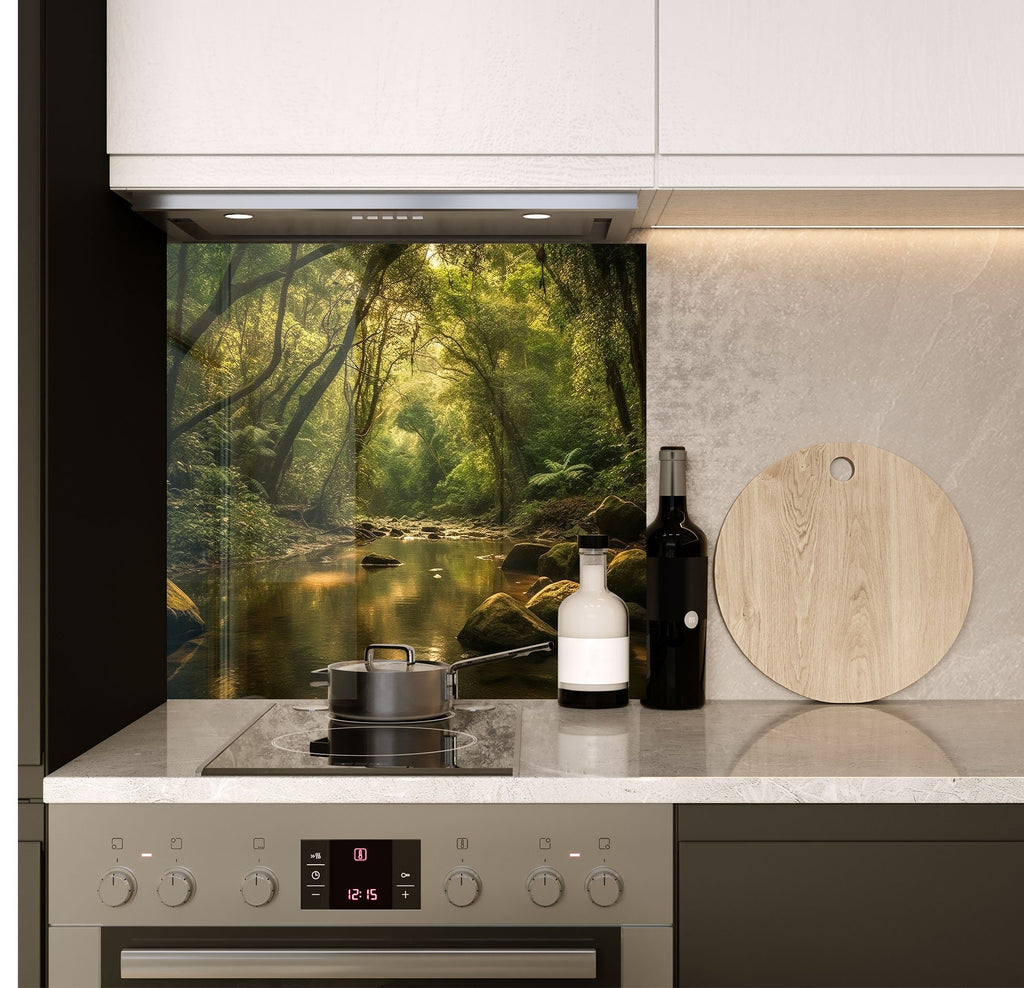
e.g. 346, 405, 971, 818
167, 243, 646, 700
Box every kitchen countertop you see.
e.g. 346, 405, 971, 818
43, 699, 1024, 804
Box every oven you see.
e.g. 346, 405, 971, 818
48, 803, 674, 987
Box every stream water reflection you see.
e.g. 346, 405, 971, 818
169, 536, 647, 700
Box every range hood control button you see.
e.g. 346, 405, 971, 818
97, 868, 136, 907
585, 867, 623, 907
444, 867, 481, 907
241, 867, 278, 907
157, 867, 196, 907
526, 867, 564, 907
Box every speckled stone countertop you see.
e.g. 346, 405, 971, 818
43, 699, 1024, 804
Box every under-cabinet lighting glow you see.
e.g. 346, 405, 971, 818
224, 212, 254, 220
523, 213, 551, 220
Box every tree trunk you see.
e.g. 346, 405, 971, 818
167, 243, 342, 446
260, 244, 407, 503
167, 244, 299, 448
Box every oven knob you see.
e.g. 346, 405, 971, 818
585, 867, 623, 907
526, 867, 564, 907
157, 868, 196, 907
444, 867, 481, 907
97, 868, 137, 907
240, 867, 278, 907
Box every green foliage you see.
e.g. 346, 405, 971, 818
591, 442, 646, 507
526, 448, 594, 497
167, 465, 290, 569
168, 241, 646, 562
434, 450, 494, 518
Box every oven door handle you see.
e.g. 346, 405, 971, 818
121, 947, 598, 980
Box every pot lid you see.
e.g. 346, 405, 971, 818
330, 658, 443, 673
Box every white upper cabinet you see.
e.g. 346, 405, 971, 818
659, 0, 1024, 156
107, 0, 655, 158
109, 0, 1024, 195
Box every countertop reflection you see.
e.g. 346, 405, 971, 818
44, 699, 1024, 804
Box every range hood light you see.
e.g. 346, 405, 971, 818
224, 212, 254, 220
130, 192, 638, 241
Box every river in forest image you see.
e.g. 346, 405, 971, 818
166, 241, 647, 699
168, 535, 648, 700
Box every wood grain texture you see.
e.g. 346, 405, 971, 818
714, 443, 972, 703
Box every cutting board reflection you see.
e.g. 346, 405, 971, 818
714, 442, 972, 702
729, 705, 957, 777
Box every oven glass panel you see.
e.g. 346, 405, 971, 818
301, 839, 421, 909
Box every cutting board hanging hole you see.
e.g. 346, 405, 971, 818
829, 456, 854, 481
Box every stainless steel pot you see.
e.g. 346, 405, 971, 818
310, 642, 553, 722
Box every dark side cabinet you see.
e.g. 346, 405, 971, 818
675, 805, 1024, 988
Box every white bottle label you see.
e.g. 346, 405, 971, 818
557, 636, 629, 691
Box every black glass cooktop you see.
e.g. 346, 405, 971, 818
201, 701, 520, 776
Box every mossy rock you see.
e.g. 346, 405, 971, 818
525, 579, 579, 627
594, 495, 646, 542
456, 592, 558, 651
625, 601, 648, 631
607, 547, 646, 606
167, 579, 205, 649
526, 575, 552, 596
501, 542, 552, 573
360, 553, 402, 567
537, 541, 579, 581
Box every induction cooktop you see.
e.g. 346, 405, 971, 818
201, 701, 520, 775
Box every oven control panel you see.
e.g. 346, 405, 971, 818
49, 803, 673, 927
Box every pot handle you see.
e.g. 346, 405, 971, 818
447, 641, 554, 697
310, 667, 329, 688
365, 643, 416, 671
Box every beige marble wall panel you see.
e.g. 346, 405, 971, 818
640, 228, 1024, 699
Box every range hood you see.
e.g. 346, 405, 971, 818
119, 191, 639, 242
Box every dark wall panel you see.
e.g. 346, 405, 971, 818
43, 0, 167, 770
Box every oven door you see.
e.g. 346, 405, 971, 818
99, 926, 623, 987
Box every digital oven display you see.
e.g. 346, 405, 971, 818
300, 839, 421, 909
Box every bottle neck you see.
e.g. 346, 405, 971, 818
659, 454, 688, 516
659, 456, 687, 497
578, 549, 608, 590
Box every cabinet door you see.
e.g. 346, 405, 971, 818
677, 839, 1024, 987
108, 0, 655, 157
659, 0, 1024, 155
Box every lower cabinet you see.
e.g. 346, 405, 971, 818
675, 805, 1024, 988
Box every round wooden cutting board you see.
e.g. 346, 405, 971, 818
714, 442, 972, 702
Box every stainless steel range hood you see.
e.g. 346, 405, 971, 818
120, 191, 639, 242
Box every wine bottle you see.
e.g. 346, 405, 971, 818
642, 447, 708, 709
557, 534, 630, 708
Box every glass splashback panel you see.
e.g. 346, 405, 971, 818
166, 243, 646, 699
